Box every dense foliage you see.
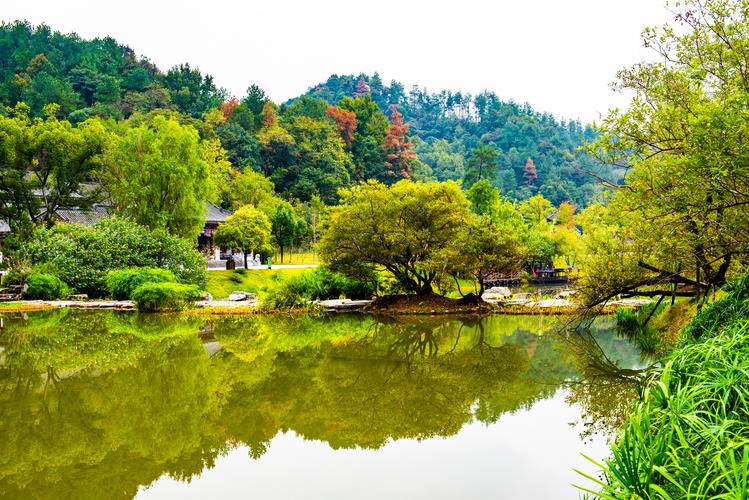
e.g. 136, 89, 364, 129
0, 20, 612, 223
131, 282, 202, 312
576, 0, 749, 308
584, 274, 749, 498
262, 267, 377, 309
21, 218, 205, 297
106, 267, 177, 301
24, 273, 69, 300
303, 74, 610, 206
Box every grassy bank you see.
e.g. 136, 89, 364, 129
582, 276, 749, 498
205, 268, 309, 299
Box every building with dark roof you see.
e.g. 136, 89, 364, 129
1, 201, 233, 261
199, 202, 233, 259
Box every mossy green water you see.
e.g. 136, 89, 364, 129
0, 310, 641, 499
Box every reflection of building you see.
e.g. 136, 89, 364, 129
198, 203, 232, 260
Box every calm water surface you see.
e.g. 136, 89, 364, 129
0, 310, 643, 499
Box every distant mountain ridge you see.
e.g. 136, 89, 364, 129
0, 21, 614, 206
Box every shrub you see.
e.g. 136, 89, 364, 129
21, 218, 206, 297
24, 273, 70, 300
106, 268, 177, 300
131, 282, 202, 312
1, 267, 30, 286
261, 268, 376, 310
261, 281, 308, 310
292, 267, 376, 301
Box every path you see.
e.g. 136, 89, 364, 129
206, 263, 319, 271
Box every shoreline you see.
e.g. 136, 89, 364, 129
0, 297, 652, 315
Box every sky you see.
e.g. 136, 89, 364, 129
2, 0, 673, 123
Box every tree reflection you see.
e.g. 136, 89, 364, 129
0, 310, 641, 498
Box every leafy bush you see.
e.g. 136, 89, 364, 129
24, 273, 70, 300
131, 282, 202, 312
261, 281, 309, 310
261, 268, 375, 310
106, 268, 177, 300
1, 267, 30, 286
21, 218, 206, 297
292, 267, 376, 300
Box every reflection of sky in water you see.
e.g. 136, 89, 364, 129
0, 311, 639, 499
139, 389, 610, 500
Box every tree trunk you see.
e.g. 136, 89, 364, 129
244, 251, 249, 269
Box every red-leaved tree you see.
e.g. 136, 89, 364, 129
326, 106, 357, 148
523, 157, 538, 185
383, 106, 417, 180
221, 97, 239, 120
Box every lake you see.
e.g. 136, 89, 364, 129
0, 310, 643, 499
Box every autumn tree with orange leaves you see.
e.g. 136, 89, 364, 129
326, 106, 357, 149
383, 106, 417, 181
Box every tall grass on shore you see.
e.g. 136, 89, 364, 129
578, 275, 749, 499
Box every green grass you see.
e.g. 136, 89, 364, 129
579, 274, 749, 498
205, 268, 309, 299
274, 251, 319, 265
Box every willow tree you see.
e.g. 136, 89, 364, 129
104, 115, 209, 241
318, 180, 470, 295
582, 0, 749, 306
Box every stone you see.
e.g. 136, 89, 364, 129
67, 294, 88, 301
482, 286, 512, 300
228, 291, 257, 302
201, 292, 213, 301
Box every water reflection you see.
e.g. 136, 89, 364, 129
0, 310, 641, 499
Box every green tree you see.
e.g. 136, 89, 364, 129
229, 169, 278, 214
216, 122, 260, 170
104, 115, 209, 240
448, 216, 526, 297
161, 63, 224, 118
466, 179, 500, 217
318, 180, 471, 295
463, 143, 499, 187
283, 115, 353, 203
213, 205, 272, 268
0, 103, 110, 230
583, 0, 749, 305
271, 201, 307, 263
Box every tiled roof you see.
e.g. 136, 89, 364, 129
56, 205, 111, 226
206, 202, 232, 223
1, 200, 229, 233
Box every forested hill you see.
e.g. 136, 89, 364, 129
300, 74, 612, 205
0, 21, 613, 207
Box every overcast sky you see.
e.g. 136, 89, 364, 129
2, 0, 672, 123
